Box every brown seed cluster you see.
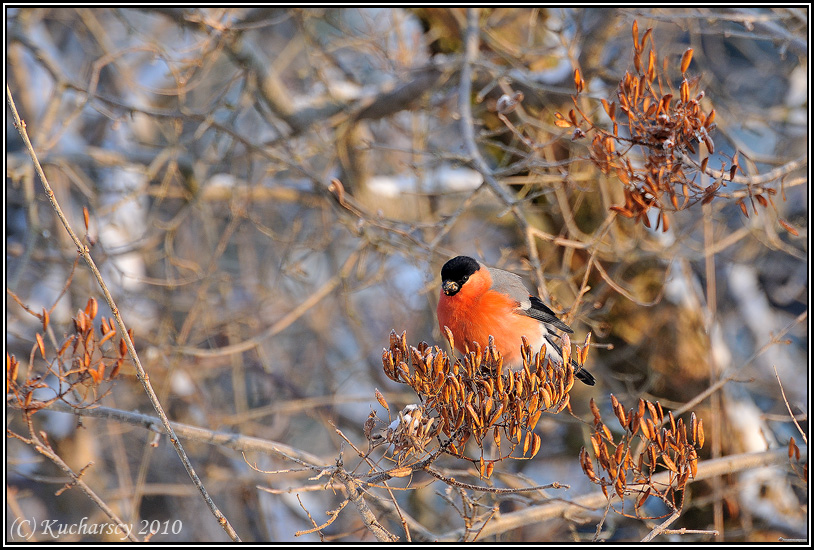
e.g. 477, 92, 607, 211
365, 403, 439, 467
7, 297, 128, 415
380, 329, 588, 477
555, 21, 745, 233
580, 394, 704, 515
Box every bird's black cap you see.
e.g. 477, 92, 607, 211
440, 256, 480, 296
441, 256, 480, 282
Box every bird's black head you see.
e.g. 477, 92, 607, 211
440, 256, 480, 296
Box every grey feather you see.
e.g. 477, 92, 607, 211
486, 265, 573, 333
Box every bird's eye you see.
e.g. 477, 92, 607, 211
461, 275, 469, 282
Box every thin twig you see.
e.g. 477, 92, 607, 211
426, 468, 569, 494
7, 82, 242, 543
35, 398, 328, 468
9, 426, 140, 542
774, 366, 807, 445
436, 446, 804, 541
641, 509, 681, 542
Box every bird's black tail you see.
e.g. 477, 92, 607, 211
573, 362, 596, 386
544, 335, 596, 386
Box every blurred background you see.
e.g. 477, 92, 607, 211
6, 7, 807, 542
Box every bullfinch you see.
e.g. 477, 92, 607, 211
437, 255, 596, 386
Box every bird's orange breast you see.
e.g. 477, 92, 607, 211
438, 288, 544, 365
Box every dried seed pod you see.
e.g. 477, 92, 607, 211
601, 422, 613, 443
590, 398, 601, 425
8, 354, 19, 383
688, 448, 698, 477
779, 219, 799, 236
531, 433, 541, 458
466, 402, 481, 428
581, 447, 599, 481
614, 441, 625, 465
629, 410, 640, 435
662, 453, 678, 473
41, 308, 50, 332
614, 476, 625, 499
491, 402, 504, 423
98, 330, 117, 346
540, 387, 552, 410
647, 401, 659, 423
85, 297, 98, 320
680, 48, 693, 74
641, 27, 653, 49
637, 487, 651, 510
35, 334, 46, 359
523, 392, 537, 415
574, 68, 585, 93
375, 389, 389, 412
58, 335, 75, 357
529, 409, 542, 431
556, 393, 570, 414
74, 310, 87, 333
110, 358, 123, 379
591, 432, 602, 460
523, 430, 533, 456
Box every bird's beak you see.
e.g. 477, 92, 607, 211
442, 280, 459, 296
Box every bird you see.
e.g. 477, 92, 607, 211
436, 255, 596, 386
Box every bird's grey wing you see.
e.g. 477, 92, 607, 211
487, 267, 573, 333
486, 266, 534, 309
